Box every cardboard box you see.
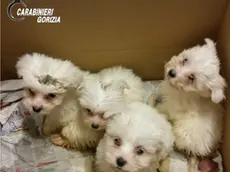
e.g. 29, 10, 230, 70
1, 0, 230, 170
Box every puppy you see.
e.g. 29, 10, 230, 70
156, 38, 226, 172
95, 102, 174, 172
77, 72, 127, 131
77, 66, 145, 131
49, 71, 131, 150
16, 53, 83, 137
51, 66, 144, 149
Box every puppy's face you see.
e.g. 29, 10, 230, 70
165, 40, 226, 102
100, 108, 167, 172
165, 53, 203, 93
78, 75, 125, 131
102, 134, 157, 172
23, 87, 66, 115
80, 106, 109, 130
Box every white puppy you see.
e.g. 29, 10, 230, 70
156, 38, 226, 172
16, 53, 102, 150
17, 54, 106, 150
47, 66, 144, 149
60, 66, 144, 149
95, 102, 174, 172
16, 53, 83, 137
42, 73, 107, 149
77, 66, 145, 131
16, 53, 82, 115
77, 72, 126, 131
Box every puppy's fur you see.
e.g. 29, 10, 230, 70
49, 66, 144, 149
156, 38, 226, 171
16, 53, 103, 149
77, 66, 145, 131
95, 102, 174, 172
99, 66, 145, 103
16, 53, 82, 115
77, 72, 126, 131
164, 38, 226, 104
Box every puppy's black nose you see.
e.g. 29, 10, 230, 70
32, 106, 42, 113
168, 69, 176, 78
116, 157, 127, 167
91, 123, 99, 129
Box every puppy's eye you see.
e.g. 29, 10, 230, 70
86, 108, 91, 113
45, 93, 56, 100
114, 138, 121, 147
86, 108, 94, 116
182, 58, 188, 65
48, 93, 56, 98
188, 74, 195, 81
47, 93, 56, 99
135, 146, 144, 155
28, 88, 35, 96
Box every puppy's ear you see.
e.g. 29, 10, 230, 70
204, 38, 216, 54
210, 75, 226, 104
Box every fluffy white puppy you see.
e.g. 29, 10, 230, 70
16, 53, 82, 115
48, 72, 127, 149
77, 66, 145, 132
77, 72, 126, 131
95, 102, 174, 172
52, 66, 144, 149
16, 53, 83, 137
156, 38, 226, 172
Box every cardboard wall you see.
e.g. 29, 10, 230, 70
1, 0, 229, 80
218, 1, 230, 171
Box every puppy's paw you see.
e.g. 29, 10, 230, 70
51, 134, 71, 149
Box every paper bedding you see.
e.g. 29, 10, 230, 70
0, 79, 223, 172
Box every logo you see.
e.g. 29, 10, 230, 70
7, 0, 61, 23
7, 0, 27, 22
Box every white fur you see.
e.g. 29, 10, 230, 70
99, 66, 145, 104
42, 88, 104, 149
95, 102, 174, 172
77, 72, 127, 131
16, 53, 83, 115
16, 53, 82, 94
164, 38, 226, 103
157, 38, 225, 158
77, 66, 145, 131
16, 53, 104, 149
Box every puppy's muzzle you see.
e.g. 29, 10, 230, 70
32, 106, 43, 113
91, 123, 99, 129
116, 157, 127, 167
